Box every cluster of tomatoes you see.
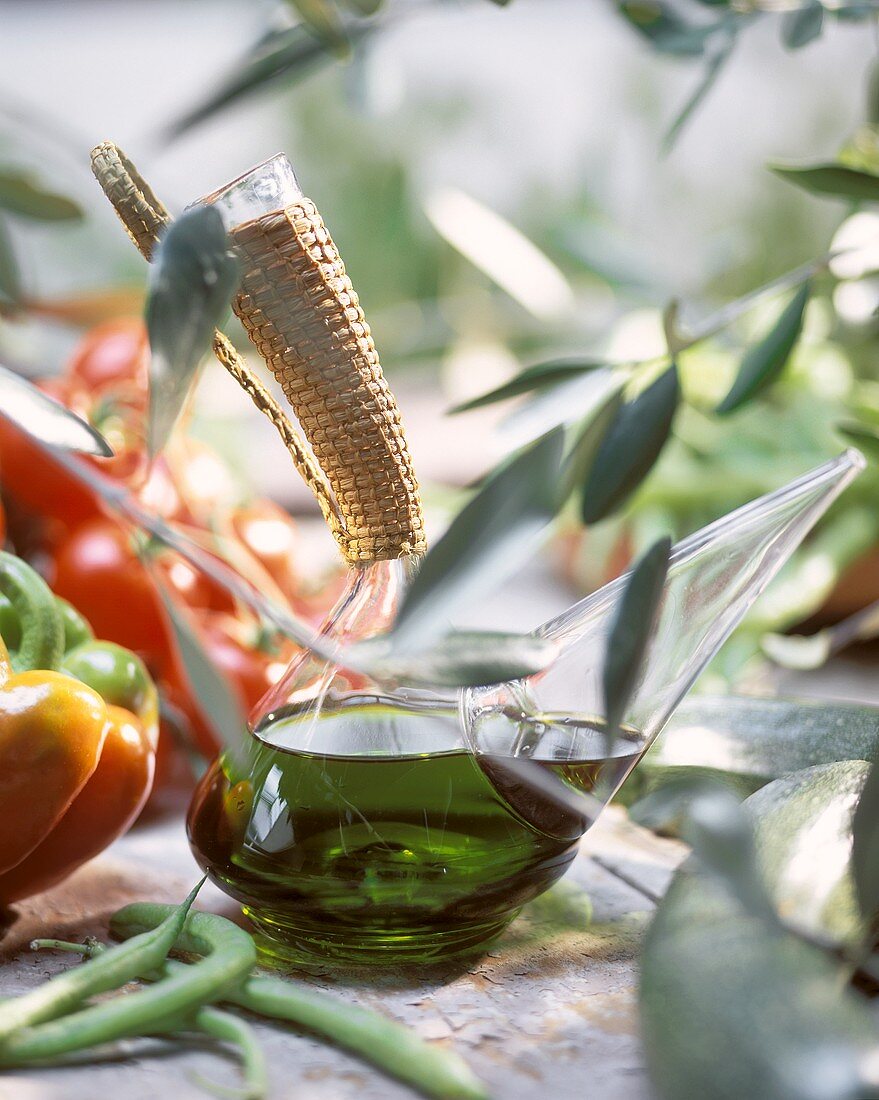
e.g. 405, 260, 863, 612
0, 319, 337, 805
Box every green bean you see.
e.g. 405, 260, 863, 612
190, 1006, 268, 1100
0, 879, 203, 1042
110, 905, 489, 1100
228, 973, 487, 1100
0, 894, 255, 1062
30, 942, 266, 1100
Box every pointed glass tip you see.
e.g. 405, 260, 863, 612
488, 449, 866, 745
463, 450, 865, 841
842, 446, 868, 474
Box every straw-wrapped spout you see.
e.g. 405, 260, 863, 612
91, 144, 426, 566
202, 155, 426, 565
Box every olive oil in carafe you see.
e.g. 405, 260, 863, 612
187, 703, 643, 963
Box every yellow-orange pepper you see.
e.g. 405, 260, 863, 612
0, 654, 107, 878
0, 702, 155, 903
0, 551, 158, 904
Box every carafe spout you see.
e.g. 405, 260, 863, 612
464, 450, 865, 819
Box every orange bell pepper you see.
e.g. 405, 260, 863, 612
0, 651, 107, 878
0, 552, 158, 904
0, 702, 155, 903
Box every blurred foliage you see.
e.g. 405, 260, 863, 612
0, 166, 82, 309
616, 0, 879, 149
1, 0, 879, 684
640, 763, 879, 1100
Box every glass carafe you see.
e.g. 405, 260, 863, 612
184, 156, 864, 965
187, 452, 860, 964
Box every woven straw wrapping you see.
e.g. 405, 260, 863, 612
90, 142, 170, 262
230, 202, 426, 563
89, 143, 428, 560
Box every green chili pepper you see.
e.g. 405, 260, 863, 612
0, 880, 203, 1042
0, 895, 255, 1063
111, 905, 488, 1100
60, 640, 155, 723
55, 598, 94, 652
0, 551, 64, 673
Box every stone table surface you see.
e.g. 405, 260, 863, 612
0, 803, 688, 1100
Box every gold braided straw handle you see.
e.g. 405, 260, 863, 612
90, 142, 426, 562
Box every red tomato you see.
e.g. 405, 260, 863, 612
158, 612, 291, 760
0, 417, 104, 531
201, 613, 289, 713
161, 554, 236, 616
67, 318, 149, 399
230, 500, 300, 597
51, 518, 171, 673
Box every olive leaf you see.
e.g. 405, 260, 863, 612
581, 364, 679, 524
425, 187, 574, 321
166, 25, 345, 140
145, 205, 240, 457
640, 784, 757, 907
663, 36, 734, 154
762, 597, 879, 671
628, 694, 879, 809
685, 786, 780, 923
716, 281, 809, 415
772, 163, 879, 202
561, 387, 624, 500
154, 580, 248, 754
835, 2, 878, 19
684, 255, 821, 346
0, 363, 112, 457
0, 219, 20, 306
852, 752, 879, 935
838, 421, 879, 464
499, 366, 623, 445
450, 360, 606, 414
602, 536, 671, 747
617, 1, 719, 56
288, 0, 350, 55
641, 855, 879, 1100
393, 428, 565, 647
0, 169, 82, 222
781, 1, 824, 48
351, 630, 559, 689
749, 762, 867, 949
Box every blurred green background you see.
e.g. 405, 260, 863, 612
1, 0, 878, 683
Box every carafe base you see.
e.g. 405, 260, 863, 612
244, 906, 519, 967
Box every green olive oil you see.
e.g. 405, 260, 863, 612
187, 702, 642, 965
